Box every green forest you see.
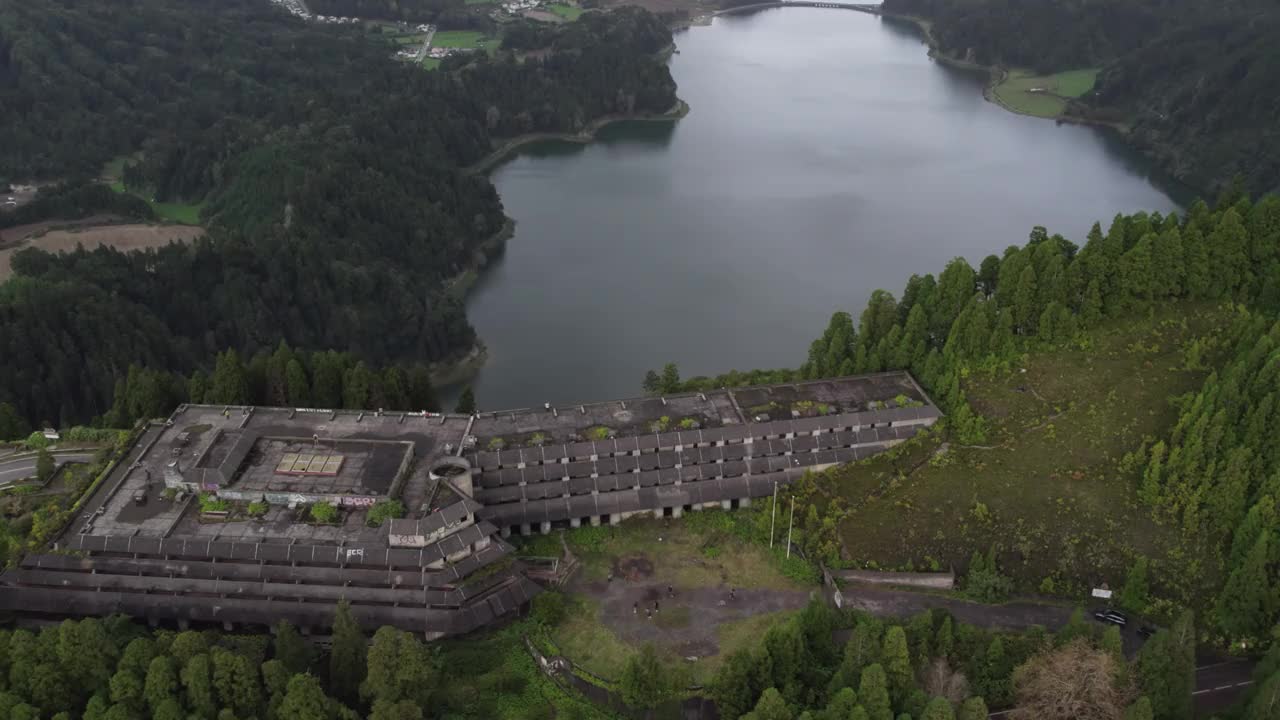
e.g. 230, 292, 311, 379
0, 0, 676, 428
0, 601, 616, 720
880, 0, 1280, 196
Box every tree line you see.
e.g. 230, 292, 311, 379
689, 595, 1278, 720
0, 603, 479, 720
0, 0, 678, 429
3, 342, 444, 437
879, 0, 1280, 196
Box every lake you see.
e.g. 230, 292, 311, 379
446, 6, 1182, 411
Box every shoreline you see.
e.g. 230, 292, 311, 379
875, 11, 1127, 133
464, 99, 691, 175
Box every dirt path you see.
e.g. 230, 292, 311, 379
0, 223, 204, 280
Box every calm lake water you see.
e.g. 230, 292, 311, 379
446, 7, 1182, 411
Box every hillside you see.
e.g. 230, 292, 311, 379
880, 0, 1280, 196
0, 0, 678, 428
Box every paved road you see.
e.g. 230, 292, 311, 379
1192, 659, 1257, 715
414, 26, 437, 63
0, 450, 97, 487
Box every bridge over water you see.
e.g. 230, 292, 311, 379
712, 1, 883, 16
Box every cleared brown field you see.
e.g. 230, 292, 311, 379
0, 223, 205, 280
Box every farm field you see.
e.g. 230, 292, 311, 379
991, 68, 1099, 118
548, 3, 584, 20
431, 30, 491, 48
0, 224, 205, 280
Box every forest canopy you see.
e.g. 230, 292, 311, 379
0, 0, 677, 428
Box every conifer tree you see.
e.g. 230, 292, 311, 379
1216, 533, 1274, 640
920, 697, 954, 720
329, 601, 367, 706
882, 626, 914, 705
956, 697, 987, 720
208, 350, 250, 405
858, 664, 893, 720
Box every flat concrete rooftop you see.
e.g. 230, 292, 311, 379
229, 436, 411, 496
54, 372, 936, 547
466, 372, 933, 449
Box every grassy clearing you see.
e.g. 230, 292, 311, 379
547, 3, 584, 20
432, 30, 488, 48
518, 517, 811, 685
149, 199, 204, 225
107, 184, 204, 225
551, 596, 801, 685
420, 57, 442, 70
102, 162, 205, 226
992, 68, 1099, 118
465, 0, 497, 5
822, 301, 1226, 601
531, 516, 808, 591
551, 597, 637, 681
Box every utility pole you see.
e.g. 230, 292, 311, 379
769, 481, 778, 548
786, 496, 795, 558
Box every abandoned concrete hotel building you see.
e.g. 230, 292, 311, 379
0, 373, 938, 638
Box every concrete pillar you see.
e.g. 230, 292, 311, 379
609, 513, 620, 526
178, 619, 190, 630
500, 526, 511, 538
520, 523, 532, 536
590, 515, 601, 527
540, 521, 551, 535
721, 500, 732, 510
672, 505, 683, 519
223, 621, 234, 632
740, 497, 751, 508
570, 517, 581, 528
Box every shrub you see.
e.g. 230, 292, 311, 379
587, 426, 611, 440
366, 499, 406, 527
964, 546, 1013, 602
247, 501, 269, 517
63, 426, 127, 443
530, 591, 568, 627
198, 494, 230, 513
310, 503, 338, 524
23, 431, 51, 450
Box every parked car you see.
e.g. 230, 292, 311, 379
1094, 609, 1128, 626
